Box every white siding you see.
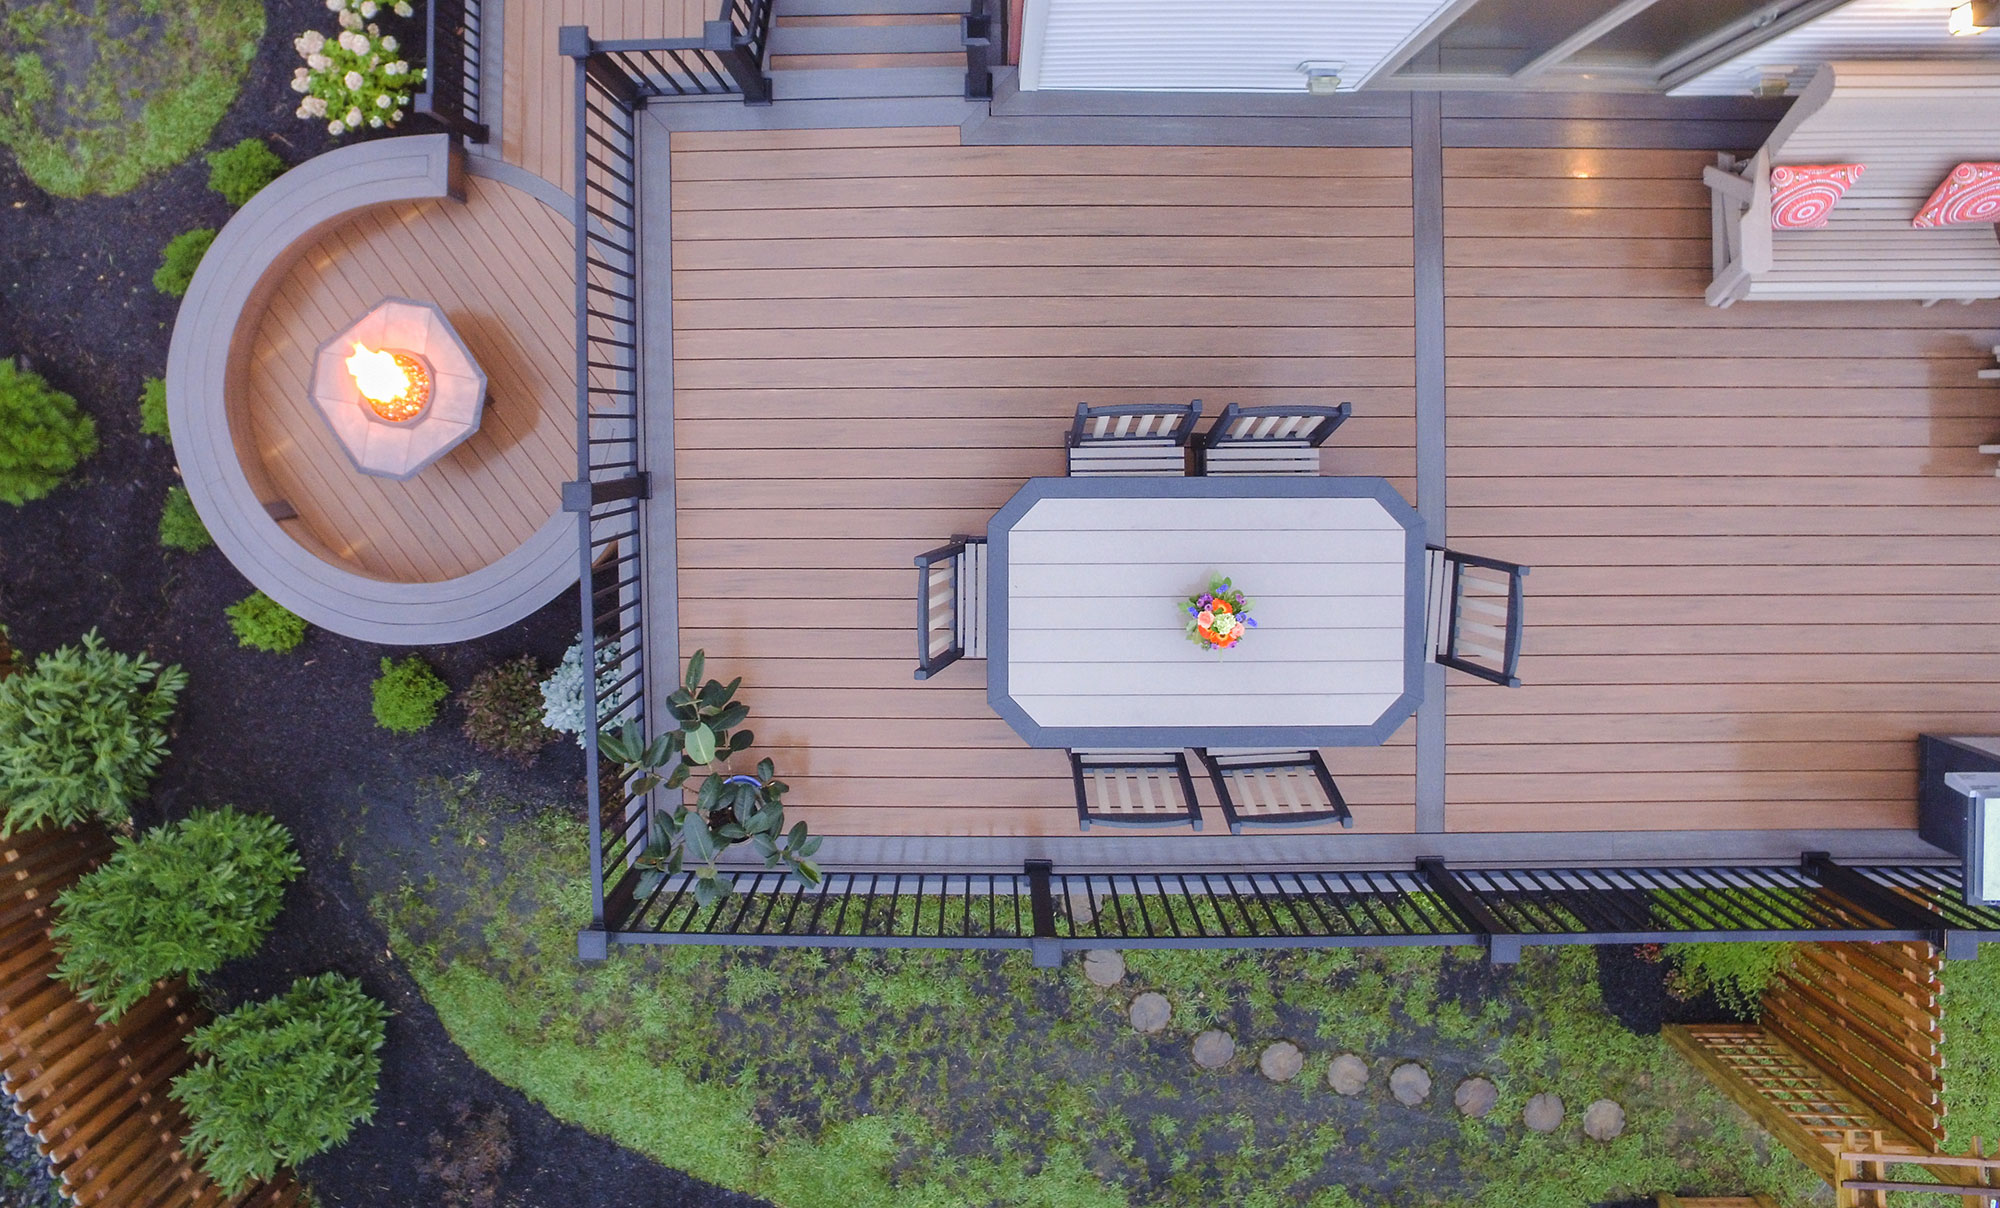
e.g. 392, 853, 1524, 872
1674, 0, 2000, 96
1027, 0, 1456, 92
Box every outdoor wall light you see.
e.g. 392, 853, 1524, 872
1950, 0, 1996, 35
1298, 61, 1344, 94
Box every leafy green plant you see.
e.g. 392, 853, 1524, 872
0, 358, 97, 506
154, 228, 217, 297
459, 656, 555, 765
172, 972, 390, 1194
205, 137, 285, 207
292, 2, 424, 136
225, 591, 306, 654
373, 655, 449, 733
1662, 940, 1798, 1017
138, 376, 171, 443
159, 485, 213, 552
51, 807, 301, 1022
0, 631, 187, 834
602, 650, 822, 907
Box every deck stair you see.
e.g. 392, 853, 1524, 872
766, 0, 984, 101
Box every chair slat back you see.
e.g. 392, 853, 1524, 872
1427, 545, 1528, 687
1195, 748, 1351, 831
1199, 402, 1352, 449
1070, 751, 1201, 830
914, 539, 967, 679
1069, 401, 1201, 446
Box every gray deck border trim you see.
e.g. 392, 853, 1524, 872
639, 111, 682, 721
1412, 91, 1448, 834
985, 475, 1426, 749
800, 828, 1954, 872
164, 133, 578, 645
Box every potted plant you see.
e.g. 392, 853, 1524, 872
600, 650, 822, 907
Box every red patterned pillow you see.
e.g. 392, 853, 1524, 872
1913, 162, 2000, 228
1769, 164, 1864, 229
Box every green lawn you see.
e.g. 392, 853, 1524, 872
364, 778, 1825, 1208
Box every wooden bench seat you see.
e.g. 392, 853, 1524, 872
1704, 61, 2000, 307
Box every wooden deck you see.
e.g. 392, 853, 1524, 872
241, 172, 575, 582
665, 128, 2000, 839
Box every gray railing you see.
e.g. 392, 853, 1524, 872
963, 0, 1003, 100
559, 0, 773, 109
587, 856, 2000, 965
416, 0, 489, 142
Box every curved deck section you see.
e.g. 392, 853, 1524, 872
165, 134, 578, 644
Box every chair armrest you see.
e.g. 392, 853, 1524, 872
1701, 165, 1753, 203
1740, 148, 1773, 275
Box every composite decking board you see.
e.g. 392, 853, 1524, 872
242, 175, 575, 584
672, 175, 1423, 210
499, 0, 692, 189
674, 205, 1417, 240
673, 296, 1420, 329
671, 265, 1416, 299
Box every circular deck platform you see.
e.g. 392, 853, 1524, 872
166, 136, 579, 643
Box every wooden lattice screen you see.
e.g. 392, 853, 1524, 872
1763, 941, 1944, 1147
0, 825, 305, 1207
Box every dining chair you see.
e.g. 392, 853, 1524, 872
1068, 750, 1203, 830
913, 537, 986, 679
1194, 402, 1351, 476
1194, 748, 1353, 832
1426, 545, 1529, 687
1066, 401, 1200, 476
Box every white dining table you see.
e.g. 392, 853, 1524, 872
985, 476, 1427, 749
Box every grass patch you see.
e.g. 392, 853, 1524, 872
0, 0, 264, 197
1942, 944, 2000, 1151
366, 780, 1825, 1208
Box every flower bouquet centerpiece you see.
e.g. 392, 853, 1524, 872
1185, 576, 1255, 652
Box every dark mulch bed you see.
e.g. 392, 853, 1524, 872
0, 4, 758, 1205
1595, 945, 1736, 1034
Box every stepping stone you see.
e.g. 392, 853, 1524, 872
1582, 1099, 1626, 1141
1128, 992, 1171, 1034
1454, 1077, 1498, 1118
1327, 1054, 1369, 1096
1066, 890, 1097, 926
1191, 1030, 1235, 1069
1390, 1062, 1431, 1106
1524, 1092, 1565, 1134
1082, 949, 1126, 987
1259, 1041, 1303, 1083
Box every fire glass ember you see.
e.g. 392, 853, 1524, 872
345, 343, 431, 423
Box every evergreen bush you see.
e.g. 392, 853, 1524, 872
205, 138, 286, 207
160, 485, 213, 552
172, 973, 390, 1194
0, 631, 186, 834
225, 592, 306, 654
460, 655, 556, 764
139, 376, 171, 443
52, 807, 301, 1022
0, 358, 98, 506
154, 229, 217, 297
373, 655, 448, 733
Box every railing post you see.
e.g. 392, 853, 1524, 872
1417, 859, 1521, 964
1025, 860, 1061, 967
703, 20, 772, 104
1800, 851, 1968, 957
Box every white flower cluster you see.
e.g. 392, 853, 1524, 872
291, 0, 425, 135
539, 641, 624, 746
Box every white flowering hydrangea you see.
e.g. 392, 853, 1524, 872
539, 641, 623, 747
291, 0, 424, 135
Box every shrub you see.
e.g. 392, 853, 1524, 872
139, 376, 171, 443
225, 592, 306, 654
1662, 940, 1798, 1017
374, 655, 448, 733
172, 973, 390, 1194
0, 358, 98, 506
205, 138, 285, 207
421, 1105, 514, 1208
460, 656, 556, 764
160, 485, 213, 552
292, 2, 424, 136
0, 631, 187, 834
154, 229, 217, 297
52, 807, 301, 1022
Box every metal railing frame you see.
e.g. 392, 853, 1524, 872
416, 0, 491, 142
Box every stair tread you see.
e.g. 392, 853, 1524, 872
768, 22, 967, 54
782, 0, 972, 14
769, 66, 968, 99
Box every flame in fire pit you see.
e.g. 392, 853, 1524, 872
346, 343, 432, 423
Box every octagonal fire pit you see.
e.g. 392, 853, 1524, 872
309, 297, 487, 481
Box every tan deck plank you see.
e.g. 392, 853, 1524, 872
673, 174, 1420, 210
671, 265, 1414, 300
670, 144, 1413, 181
674, 204, 1415, 241
674, 296, 1418, 330
671, 127, 964, 151
674, 325, 1416, 360
672, 385, 1414, 419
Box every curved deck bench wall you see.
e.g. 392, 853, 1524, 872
165, 133, 576, 644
